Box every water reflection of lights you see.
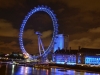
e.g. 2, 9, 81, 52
20, 66, 24, 74
24, 67, 33, 75
3, 65, 100, 75
46, 70, 49, 75
67, 70, 75, 74
11, 65, 15, 75
15, 66, 33, 75
84, 72, 100, 75
25, 67, 28, 74
5, 64, 8, 75
50, 68, 53, 70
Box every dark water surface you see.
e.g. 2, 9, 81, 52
0, 64, 100, 75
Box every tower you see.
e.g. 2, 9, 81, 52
64, 34, 69, 50
53, 34, 69, 52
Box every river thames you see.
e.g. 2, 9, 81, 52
0, 64, 100, 75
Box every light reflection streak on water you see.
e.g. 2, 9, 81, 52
3, 65, 100, 75
51, 68, 67, 75
84, 72, 100, 75
66, 70, 75, 75
5, 64, 8, 75
20, 66, 24, 74
25, 67, 28, 74
46, 69, 49, 75
15, 66, 24, 75
25, 67, 33, 75
50, 68, 100, 75
16, 66, 33, 75
11, 65, 15, 75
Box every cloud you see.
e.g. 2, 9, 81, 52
24, 37, 51, 54
0, 19, 18, 37
0, 41, 20, 53
0, 0, 25, 8
88, 27, 100, 33
23, 29, 52, 39
69, 38, 100, 49
66, 0, 100, 12
39, 0, 100, 12
0, 19, 53, 54
0, 0, 16, 8
0, 19, 20, 53
69, 38, 91, 49
23, 29, 37, 39
41, 30, 53, 38
69, 27, 100, 49
39, 0, 57, 4
25, 41, 38, 54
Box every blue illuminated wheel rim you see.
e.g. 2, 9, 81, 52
19, 5, 58, 59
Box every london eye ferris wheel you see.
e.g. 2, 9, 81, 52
19, 5, 58, 59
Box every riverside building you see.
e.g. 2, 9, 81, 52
53, 47, 100, 65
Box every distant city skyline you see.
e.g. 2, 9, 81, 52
0, 0, 100, 54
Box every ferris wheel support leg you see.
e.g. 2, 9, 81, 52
38, 35, 41, 56
39, 37, 45, 53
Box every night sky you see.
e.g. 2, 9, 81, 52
0, 0, 100, 54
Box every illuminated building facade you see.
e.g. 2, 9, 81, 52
80, 48, 100, 65
53, 48, 100, 65
54, 34, 64, 52
85, 56, 100, 65
53, 49, 77, 65
54, 34, 67, 52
